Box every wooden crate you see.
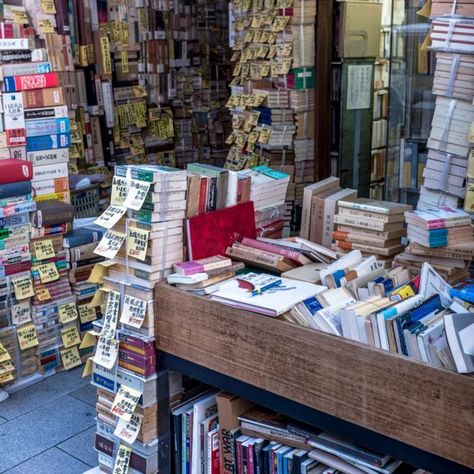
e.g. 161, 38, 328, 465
155, 283, 474, 469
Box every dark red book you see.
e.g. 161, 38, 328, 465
186, 201, 257, 260
0, 159, 33, 183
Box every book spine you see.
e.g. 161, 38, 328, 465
334, 215, 386, 231
22, 88, 65, 108
26, 133, 71, 152
339, 201, 392, 215
241, 238, 302, 264
27, 148, 69, 166
0, 38, 30, 50
25, 118, 71, 137
3, 72, 59, 92
24, 105, 69, 121
1, 62, 51, 77
63, 231, 101, 248
0, 181, 31, 200
199, 177, 207, 214
3, 92, 26, 147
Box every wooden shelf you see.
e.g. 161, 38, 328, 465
155, 284, 474, 471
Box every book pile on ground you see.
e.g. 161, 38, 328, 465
333, 198, 411, 267
300, 177, 358, 247
418, 7, 474, 210
0, 160, 37, 386
395, 207, 474, 284
171, 389, 413, 474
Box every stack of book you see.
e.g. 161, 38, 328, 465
395, 208, 474, 284
333, 199, 411, 267
30, 199, 82, 372
418, 6, 474, 210
300, 177, 358, 248
466, 124, 474, 212
0, 160, 37, 386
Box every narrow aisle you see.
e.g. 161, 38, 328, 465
0, 368, 97, 473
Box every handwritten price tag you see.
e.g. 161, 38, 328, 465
33, 239, 55, 260
94, 205, 127, 229
17, 323, 39, 351
94, 229, 126, 259
110, 176, 128, 206
119, 295, 147, 329
41, 0, 56, 14
0, 342, 11, 363
78, 304, 96, 324
58, 302, 78, 324
12, 276, 35, 300
114, 413, 143, 444
11, 301, 31, 325
37, 262, 60, 283
36, 288, 51, 302
127, 227, 149, 261
111, 384, 142, 421
60, 346, 82, 370
101, 291, 120, 340
113, 444, 132, 474
123, 179, 150, 210
93, 337, 119, 370
60, 326, 81, 349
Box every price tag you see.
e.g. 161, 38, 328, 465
36, 288, 51, 302
12, 9, 28, 24
11, 301, 31, 325
89, 288, 105, 308
113, 444, 132, 474
33, 239, 55, 260
127, 228, 149, 261
60, 326, 81, 349
60, 346, 82, 370
58, 302, 78, 324
94, 205, 127, 229
111, 384, 142, 421
100, 36, 112, 74
110, 176, 128, 206
17, 323, 39, 351
93, 337, 119, 369
78, 304, 97, 324
101, 291, 120, 340
41, 0, 56, 14
37, 262, 60, 283
132, 85, 147, 98
114, 413, 143, 444
94, 230, 126, 259
82, 357, 93, 378
88, 260, 116, 284
0, 360, 14, 376
38, 18, 55, 34
0, 342, 11, 363
121, 51, 129, 73
12, 276, 35, 300
123, 179, 150, 210
120, 295, 147, 329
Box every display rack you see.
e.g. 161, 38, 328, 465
155, 284, 474, 474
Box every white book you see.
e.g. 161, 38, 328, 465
319, 250, 364, 287
210, 277, 327, 317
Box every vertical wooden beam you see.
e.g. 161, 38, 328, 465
314, 0, 333, 181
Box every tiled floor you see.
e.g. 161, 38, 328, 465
0, 368, 97, 473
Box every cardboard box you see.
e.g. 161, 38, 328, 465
338, 1, 382, 58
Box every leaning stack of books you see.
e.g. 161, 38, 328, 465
395, 208, 474, 284
333, 199, 411, 268
0, 160, 37, 386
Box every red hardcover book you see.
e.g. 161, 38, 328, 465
3, 72, 59, 92
0, 159, 33, 183
186, 201, 257, 260
198, 177, 208, 215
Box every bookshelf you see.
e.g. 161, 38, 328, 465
155, 284, 474, 473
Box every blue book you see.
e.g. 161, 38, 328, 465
26, 133, 71, 152
0, 181, 31, 199
25, 117, 70, 137
63, 227, 104, 248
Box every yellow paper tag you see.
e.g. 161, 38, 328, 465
0, 342, 11, 364
82, 357, 93, 377
11, 301, 31, 325
38, 18, 55, 34
37, 262, 60, 283
13, 276, 35, 301
133, 85, 147, 98
0, 360, 15, 376
58, 302, 78, 324
127, 228, 149, 261
78, 304, 97, 324
36, 288, 51, 302
17, 323, 39, 351
61, 326, 81, 349
0, 373, 14, 384
94, 230, 126, 260
12, 9, 28, 24
111, 384, 142, 421
60, 346, 82, 370
113, 444, 132, 474
41, 0, 56, 14
34, 239, 55, 260
79, 332, 97, 350
100, 36, 112, 74
121, 51, 129, 74
87, 260, 116, 284
110, 177, 128, 206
